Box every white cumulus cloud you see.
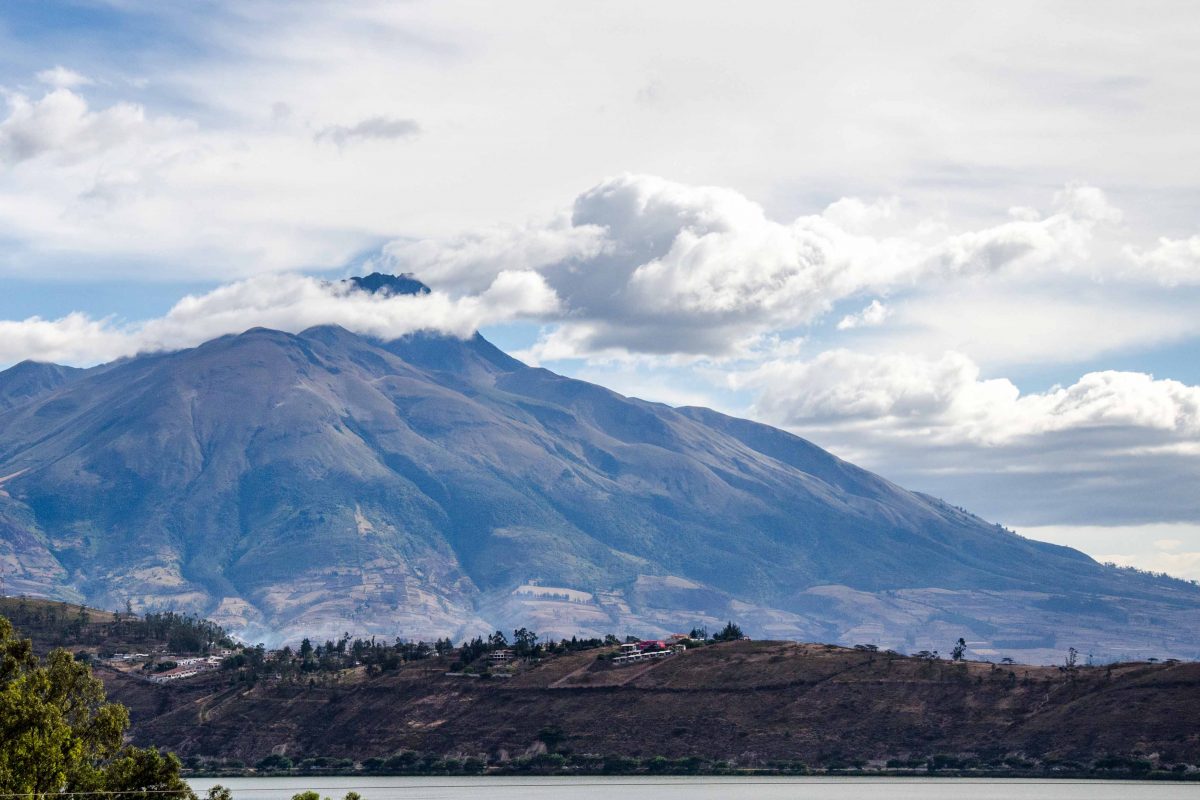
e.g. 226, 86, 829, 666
1124, 235, 1200, 286
385, 174, 1126, 360
837, 299, 890, 330
0, 272, 559, 367
740, 349, 1200, 446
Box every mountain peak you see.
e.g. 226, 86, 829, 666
346, 272, 430, 297
0, 359, 83, 412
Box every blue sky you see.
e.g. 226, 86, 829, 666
2, 1, 1200, 578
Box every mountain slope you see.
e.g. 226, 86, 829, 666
0, 360, 83, 412
0, 276, 1197, 660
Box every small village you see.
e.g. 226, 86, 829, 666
92, 625, 738, 686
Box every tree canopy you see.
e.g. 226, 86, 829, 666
0, 614, 193, 798
712, 621, 744, 642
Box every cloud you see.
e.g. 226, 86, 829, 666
837, 299, 889, 330
740, 349, 1200, 445
315, 116, 420, 147
385, 174, 1124, 360
0, 271, 559, 367
35, 66, 93, 89
1124, 235, 1200, 286
0, 85, 378, 277
0, 88, 180, 165
382, 213, 608, 294
871, 288, 1200, 369
730, 348, 1200, 537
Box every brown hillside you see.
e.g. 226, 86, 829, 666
101, 640, 1200, 769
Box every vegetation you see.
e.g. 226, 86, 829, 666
9, 600, 1197, 783
711, 621, 744, 642
0, 613, 193, 797
220, 627, 626, 680
180, 748, 1200, 779
951, 637, 967, 661
0, 597, 235, 655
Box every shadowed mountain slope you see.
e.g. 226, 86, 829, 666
0, 276, 1197, 660
0, 360, 83, 412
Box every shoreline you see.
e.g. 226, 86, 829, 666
182, 768, 1200, 782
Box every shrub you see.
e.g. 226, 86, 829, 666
255, 753, 293, 771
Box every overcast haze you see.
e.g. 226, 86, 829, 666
2, 1, 1199, 578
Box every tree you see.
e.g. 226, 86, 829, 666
512, 628, 539, 658
951, 638, 966, 661
537, 725, 566, 752
0, 614, 193, 797
1065, 647, 1079, 669
712, 621, 744, 642
689, 626, 708, 641
488, 630, 509, 649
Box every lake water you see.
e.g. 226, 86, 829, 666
188, 776, 1197, 800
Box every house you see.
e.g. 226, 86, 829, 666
148, 667, 201, 684
489, 649, 515, 663
611, 639, 681, 666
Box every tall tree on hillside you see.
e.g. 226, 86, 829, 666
512, 628, 539, 657
951, 638, 967, 661
713, 621, 744, 641
0, 615, 193, 797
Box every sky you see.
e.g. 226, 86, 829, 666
1, 1, 1199, 578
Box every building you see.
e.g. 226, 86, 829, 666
612, 639, 682, 665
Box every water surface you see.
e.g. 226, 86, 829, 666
188, 776, 1197, 800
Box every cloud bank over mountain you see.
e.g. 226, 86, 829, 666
0, 271, 557, 365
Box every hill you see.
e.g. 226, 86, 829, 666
0, 595, 232, 656
5, 598, 1196, 778
102, 638, 1200, 777
0, 274, 1198, 661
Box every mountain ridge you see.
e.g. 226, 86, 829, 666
0, 276, 1197, 662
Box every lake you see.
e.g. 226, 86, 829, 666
188, 776, 1198, 800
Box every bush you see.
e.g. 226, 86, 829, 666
255, 753, 293, 772
601, 755, 638, 774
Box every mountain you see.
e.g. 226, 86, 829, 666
1, 274, 1198, 660
0, 360, 82, 412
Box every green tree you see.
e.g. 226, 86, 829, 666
0, 615, 193, 798
712, 621, 744, 642
512, 628, 539, 657
951, 638, 966, 661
